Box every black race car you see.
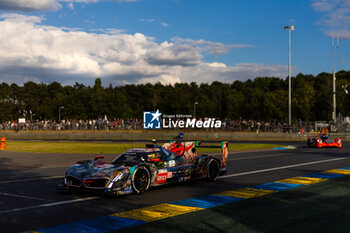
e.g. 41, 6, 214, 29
58, 142, 228, 196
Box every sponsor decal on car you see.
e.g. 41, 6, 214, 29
156, 169, 167, 184
169, 160, 175, 167
157, 173, 167, 184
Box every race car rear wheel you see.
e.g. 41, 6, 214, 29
207, 159, 220, 182
132, 166, 151, 194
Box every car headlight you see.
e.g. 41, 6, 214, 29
107, 172, 129, 188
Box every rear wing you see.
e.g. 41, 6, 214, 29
196, 141, 228, 169
161, 140, 228, 169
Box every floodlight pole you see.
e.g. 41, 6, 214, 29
59, 106, 64, 122
193, 102, 198, 118
332, 37, 339, 123
284, 25, 295, 128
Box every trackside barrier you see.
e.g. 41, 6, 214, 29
0, 137, 6, 150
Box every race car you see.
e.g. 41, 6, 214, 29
58, 141, 228, 196
307, 134, 342, 148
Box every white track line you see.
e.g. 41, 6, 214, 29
0, 192, 51, 201
0, 196, 99, 214
227, 152, 291, 161
219, 157, 347, 179
0, 176, 64, 184
40, 197, 99, 207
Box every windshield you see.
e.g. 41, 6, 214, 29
112, 152, 148, 165
160, 147, 182, 161
320, 135, 330, 141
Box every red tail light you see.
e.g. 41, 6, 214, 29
83, 180, 94, 184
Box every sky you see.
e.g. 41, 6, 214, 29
0, 0, 349, 86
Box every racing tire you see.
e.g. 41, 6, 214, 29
131, 166, 151, 194
307, 138, 312, 146
207, 159, 220, 182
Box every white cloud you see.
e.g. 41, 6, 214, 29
0, 13, 289, 86
311, 0, 337, 12
0, 0, 61, 12
90, 28, 126, 34
312, 0, 350, 39
325, 29, 350, 39
59, 0, 140, 3
0, 13, 44, 23
59, 0, 99, 2
177, 63, 292, 84
172, 37, 253, 55
141, 18, 155, 23
161, 22, 168, 27
0, 0, 139, 12
145, 41, 202, 66
67, 2, 74, 10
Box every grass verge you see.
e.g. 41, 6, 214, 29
4, 141, 282, 154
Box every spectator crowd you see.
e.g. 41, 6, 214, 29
0, 118, 300, 133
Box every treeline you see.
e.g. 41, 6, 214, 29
0, 70, 350, 122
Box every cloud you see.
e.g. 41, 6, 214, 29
0, 0, 139, 12
324, 29, 350, 39
176, 63, 292, 84
0, 13, 289, 86
161, 22, 169, 27
141, 18, 155, 23
0, 0, 62, 12
145, 41, 202, 66
311, 0, 350, 39
90, 28, 126, 34
311, 0, 337, 12
59, 0, 100, 2
172, 37, 253, 55
59, 0, 140, 3
67, 2, 74, 10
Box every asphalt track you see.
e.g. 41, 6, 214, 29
1, 141, 350, 233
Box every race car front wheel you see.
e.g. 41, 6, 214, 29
132, 166, 151, 194
207, 159, 220, 182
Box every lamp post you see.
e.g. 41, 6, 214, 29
59, 106, 64, 122
332, 37, 339, 123
193, 102, 198, 118
284, 25, 295, 128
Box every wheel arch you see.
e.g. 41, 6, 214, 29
131, 164, 151, 194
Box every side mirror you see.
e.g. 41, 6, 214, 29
94, 156, 104, 161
